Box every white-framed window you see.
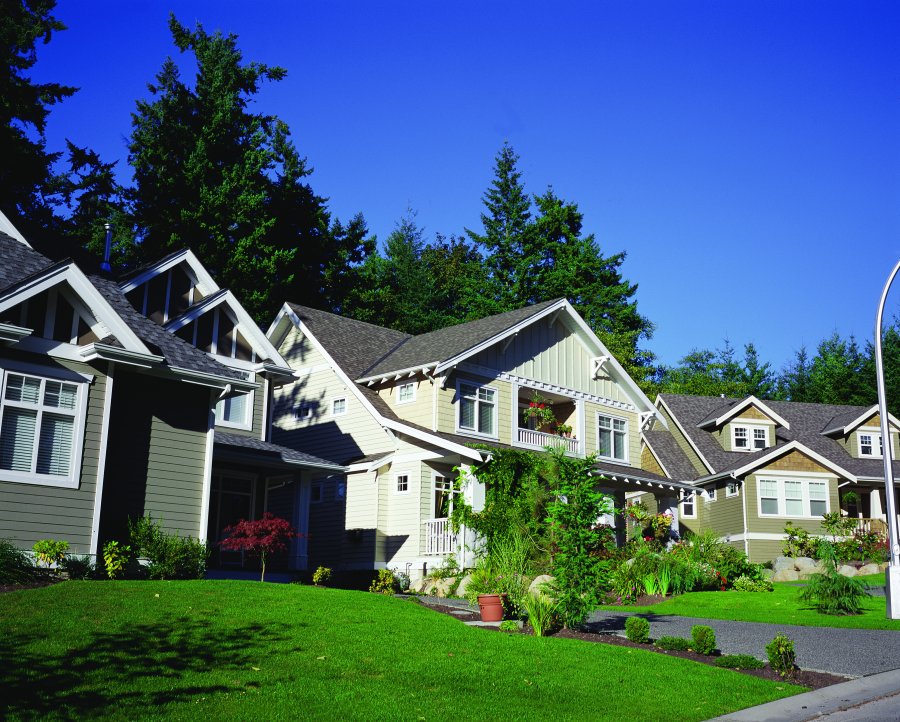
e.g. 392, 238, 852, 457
680, 489, 696, 519
397, 382, 416, 404
726, 480, 740, 498
433, 474, 458, 518
332, 397, 347, 416
708, 487, 717, 502
395, 473, 409, 493
732, 424, 768, 451
295, 402, 314, 421
216, 391, 252, 430
858, 429, 888, 458
0, 368, 86, 488
757, 476, 830, 518
310, 481, 323, 504
597, 414, 628, 462
457, 381, 497, 437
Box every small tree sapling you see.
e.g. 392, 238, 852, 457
220, 512, 295, 582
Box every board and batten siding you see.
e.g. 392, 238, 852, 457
470, 316, 632, 403
0, 353, 108, 553
272, 327, 392, 464
100, 371, 210, 542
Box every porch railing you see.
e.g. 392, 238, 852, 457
424, 518, 457, 556
517, 427, 580, 454
854, 517, 889, 535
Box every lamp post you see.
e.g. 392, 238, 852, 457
875, 260, 900, 618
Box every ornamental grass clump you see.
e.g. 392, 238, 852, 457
625, 616, 650, 644
799, 541, 868, 615
523, 591, 559, 637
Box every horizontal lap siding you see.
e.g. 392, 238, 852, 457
308, 473, 347, 570
383, 461, 421, 564
0, 355, 107, 553
378, 379, 433, 429
585, 402, 640, 464
701, 484, 744, 538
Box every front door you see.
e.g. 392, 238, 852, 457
208, 472, 256, 567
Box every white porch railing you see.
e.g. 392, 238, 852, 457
424, 518, 457, 555
517, 427, 580, 454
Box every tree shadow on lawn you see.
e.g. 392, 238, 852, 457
2, 615, 291, 721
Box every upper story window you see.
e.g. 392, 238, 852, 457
396, 474, 409, 493
332, 397, 347, 416
858, 429, 887, 458
457, 382, 497, 437
0, 370, 85, 487
758, 477, 828, 518
680, 490, 696, 519
598, 414, 627, 462
295, 402, 314, 421
732, 424, 768, 452
397, 382, 416, 404
726, 480, 740, 498
216, 391, 252, 430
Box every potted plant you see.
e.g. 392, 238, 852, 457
553, 422, 573, 438
523, 392, 556, 431
477, 591, 508, 622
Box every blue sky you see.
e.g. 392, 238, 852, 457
28, 1, 900, 371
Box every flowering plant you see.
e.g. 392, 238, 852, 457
523, 393, 556, 429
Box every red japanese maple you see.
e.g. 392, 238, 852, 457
220, 512, 295, 582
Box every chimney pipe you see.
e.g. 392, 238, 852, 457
100, 223, 112, 273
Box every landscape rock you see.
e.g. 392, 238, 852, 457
529, 574, 555, 596
794, 557, 818, 571
858, 564, 882, 577
455, 574, 473, 599
409, 578, 428, 594
760, 568, 775, 581
773, 557, 796, 573
837, 565, 858, 578
772, 569, 799, 582
797, 568, 818, 580
424, 577, 456, 597
879, 562, 890, 571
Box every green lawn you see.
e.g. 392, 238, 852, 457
599, 579, 900, 630
1, 581, 802, 721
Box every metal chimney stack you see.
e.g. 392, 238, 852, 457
100, 223, 112, 273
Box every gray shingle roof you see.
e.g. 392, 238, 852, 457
0, 232, 59, 293
215, 432, 344, 469
658, 393, 900, 481
643, 429, 700, 481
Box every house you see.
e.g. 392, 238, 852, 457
266, 298, 697, 579
0, 212, 342, 569
638, 392, 900, 561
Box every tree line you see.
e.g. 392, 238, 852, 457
3, 4, 896, 408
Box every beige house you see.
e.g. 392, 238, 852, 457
267, 299, 695, 579
639, 393, 900, 561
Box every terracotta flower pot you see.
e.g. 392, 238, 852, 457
477, 593, 506, 622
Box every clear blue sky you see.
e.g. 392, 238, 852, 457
29, 1, 900, 372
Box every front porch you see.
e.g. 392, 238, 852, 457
515, 389, 582, 455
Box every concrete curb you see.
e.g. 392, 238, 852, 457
710, 668, 900, 721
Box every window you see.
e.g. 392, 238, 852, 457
310, 482, 323, 504
332, 397, 347, 416
396, 474, 409, 493
216, 391, 251, 429
0, 370, 84, 487
433, 474, 457, 518
598, 414, 627, 461
296, 402, 314, 421
680, 490, 696, 519
733, 424, 768, 451
708, 487, 717, 502
757, 477, 831, 518
397, 383, 416, 404
726, 480, 740, 498
457, 382, 496, 437
858, 430, 886, 458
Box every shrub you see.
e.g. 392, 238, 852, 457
128, 516, 209, 580
312, 566, 332, 586
800, 541, 868, 615
691, 625, 716, 655
732, 575, 774, 592
0, 538, 34, 584
766, 634, 797, 678
499, 620, 519, 632
523, 592, 559, 637
655, 636, 692, 651
715, 654, 765, 670
32, 539, 69, 568
782, 522, 822, 558
625, 616, 650, 644
61, 554, 95, 580
369, 568, 399, 595
102, 540, 131, 579
219, 512, 295, 582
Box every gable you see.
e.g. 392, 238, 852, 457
170, 300, 258, 362
734, 406, 772, 423
1, 285, 101, 346
758, 449, 834, 475
123, 259, 209, 325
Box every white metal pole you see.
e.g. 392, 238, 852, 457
875, 259, 900, 618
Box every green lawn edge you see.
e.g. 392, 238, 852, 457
1, 580, 804, 721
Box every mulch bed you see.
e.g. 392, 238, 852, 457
0, 572, 65, 595
415, 598, 848, 690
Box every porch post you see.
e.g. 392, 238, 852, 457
457, 464, 483, 568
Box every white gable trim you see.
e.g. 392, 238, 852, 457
0, 209, 31, 247
697, 440, 856, 484
119, 249, 219, 297
0, 262, 150, 355
697, 395, 790, 430
655, 396, 715, 474
821, 405, 900, 437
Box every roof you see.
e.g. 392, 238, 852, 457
643, 429, 700, 480
658, 393, 900, 481
214, 432, 345, 470
0, 232, 57, 292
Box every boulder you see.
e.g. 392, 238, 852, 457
773, 557, 796, 573
858, 564, 882, 577
837, 565, 858, 578
424, 577, 456, 597
796, 568, 818, 580
455, 574, 473, 599
760, 568, 776, 581
772, 569, 799, 582
529, 574, 555, 596
409, 578, 428, 594
794, 557, 818, 571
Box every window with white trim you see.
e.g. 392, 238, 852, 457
457, 382, 496, 437
396, 474, 409, 493
858, 430, 888, 458
216, 391, 252, 430
708, 487, 717, 502
680, 490, 696, 519
332, 397, 347, 416
732, 424, 768, 451
726, 480, 740, 498
295, 402, 314, 421
433, 474, 458, 518
757, 477, 830, 517
0, 370, 84, 486
397, 383, 416, 404
598, 414, 628, 462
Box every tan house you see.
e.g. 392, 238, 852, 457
266, 298, 696, 579
639, 393, 900, 561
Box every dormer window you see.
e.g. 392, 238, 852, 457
733, 424, 768, 452
859, 430, 885, 458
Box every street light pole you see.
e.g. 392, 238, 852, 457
875, 259, 900, 619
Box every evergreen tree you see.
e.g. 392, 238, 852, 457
776, 347, 813, 402
420, 233, 494, 325
807, 333, 869, 406
740, 342, 775, 398
652, 340, 775, 399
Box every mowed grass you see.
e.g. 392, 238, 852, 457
600, 579, 900, 630
1, 581, 802, 721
